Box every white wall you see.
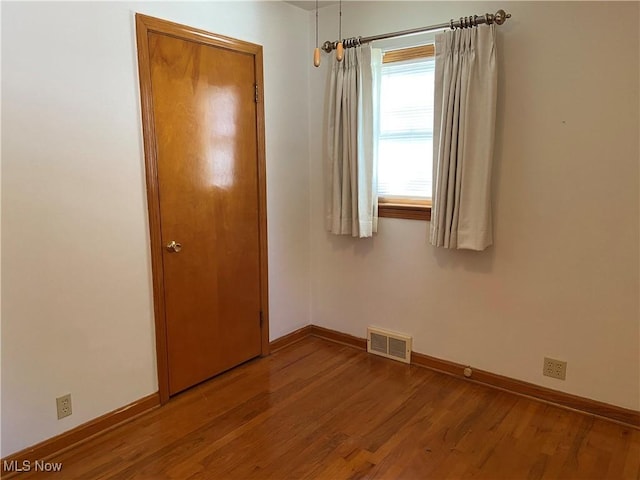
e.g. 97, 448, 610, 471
1, 1, 311, 457
310, 2, 639, 411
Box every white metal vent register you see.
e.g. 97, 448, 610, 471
367, 327, 412, 364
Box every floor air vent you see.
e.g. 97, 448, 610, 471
367, 327, 412, 364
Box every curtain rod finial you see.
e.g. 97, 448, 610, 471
322, 40, 335, 53
493, 9, 511, 25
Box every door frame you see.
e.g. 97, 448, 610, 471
135, 14, 270, 404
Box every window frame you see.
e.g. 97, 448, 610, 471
377, 44, 434, 222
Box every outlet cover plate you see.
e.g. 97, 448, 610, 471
543, 357, 567, 380
56, 394, 72, 419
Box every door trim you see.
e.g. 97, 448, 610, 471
135, 14, 270, 404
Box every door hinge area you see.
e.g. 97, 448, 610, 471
259, 310, 263, 328
254, 84, 259, 103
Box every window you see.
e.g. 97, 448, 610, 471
377, 45, 435, 221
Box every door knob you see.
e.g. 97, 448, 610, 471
166, 240, 182, 253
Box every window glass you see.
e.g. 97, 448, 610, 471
378, 57, 435, 201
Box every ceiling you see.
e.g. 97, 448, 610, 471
284, 1, 339, 11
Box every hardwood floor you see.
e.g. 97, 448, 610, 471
14, 337, 640, 479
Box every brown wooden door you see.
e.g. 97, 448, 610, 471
136, 15, 269, 398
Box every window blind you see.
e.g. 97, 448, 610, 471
378, 58, 435, 200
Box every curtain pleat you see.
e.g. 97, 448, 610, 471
431, 25, 497, 250
326, 46, 381, 238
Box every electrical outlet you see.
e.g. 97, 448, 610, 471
543, 357, 567, 380
56, 394, 72, 419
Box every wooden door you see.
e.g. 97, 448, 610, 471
136, 15, 269, 400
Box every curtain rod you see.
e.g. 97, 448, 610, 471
321, 9, 511, 53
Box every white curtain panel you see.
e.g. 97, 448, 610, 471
430, 25, 498, 251
326, 45, 382, 238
